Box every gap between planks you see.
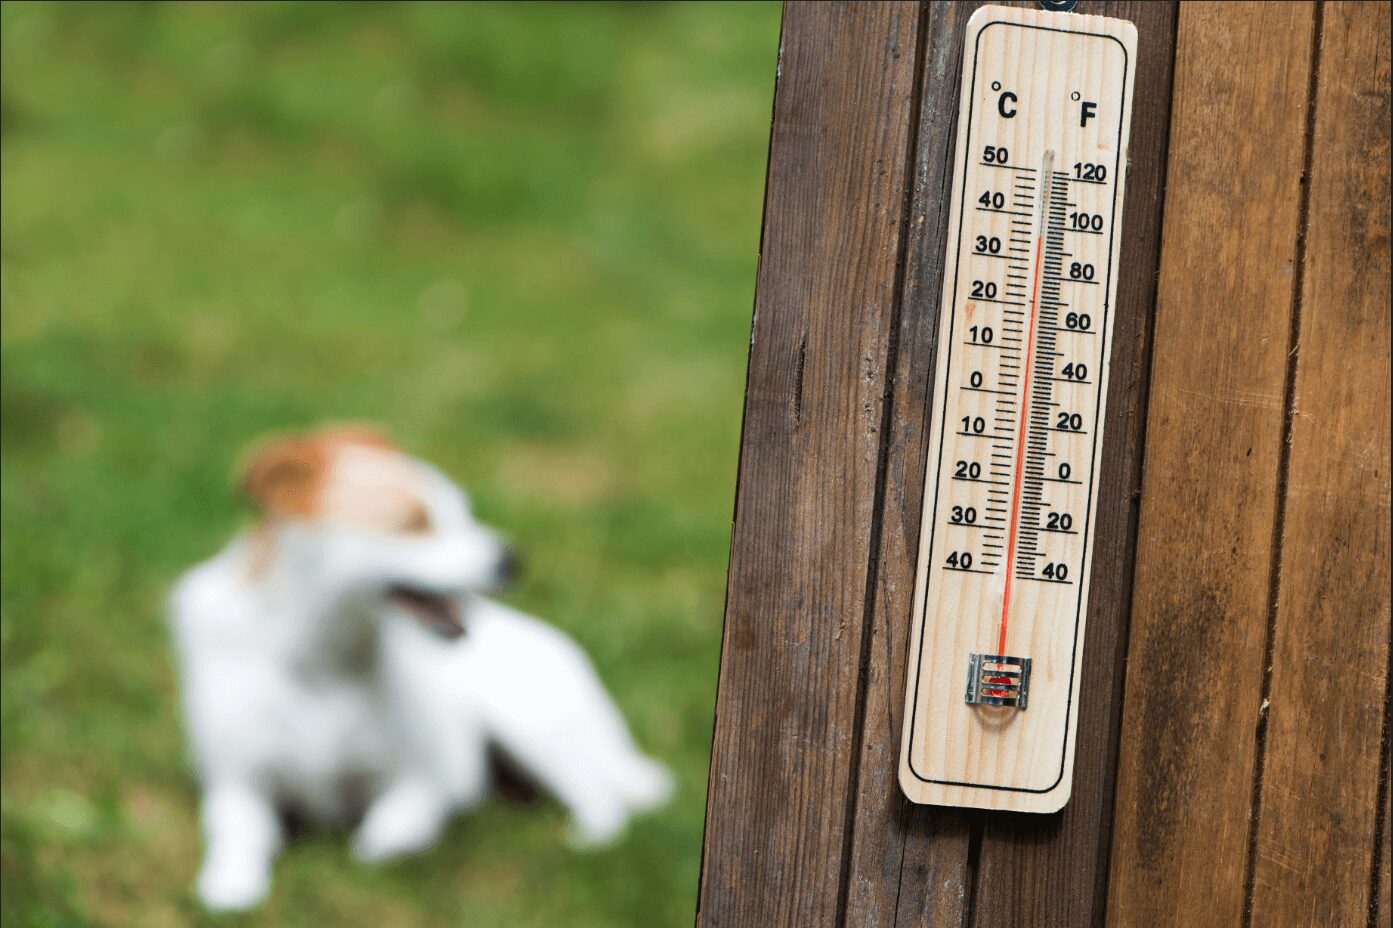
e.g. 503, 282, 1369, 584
833, 2, 934, 921
1239, 4, 1325, 925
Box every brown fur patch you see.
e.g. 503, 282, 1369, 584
240, 436, 326, 518
238, 423, 396, 519
236, 423, 433, 582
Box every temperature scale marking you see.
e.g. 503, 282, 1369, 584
898, 5, 1137, 813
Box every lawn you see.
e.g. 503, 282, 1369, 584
0, 3, 780, 925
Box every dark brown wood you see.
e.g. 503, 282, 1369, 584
838, 5, 979, 925
1381, 770, 1391, 928
695, 4, 924, 925
1247, 4, 1392, 925
1106, 4, 1319, 926
701, 3, 1390, 925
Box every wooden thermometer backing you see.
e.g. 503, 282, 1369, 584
898, 5, 1137, 813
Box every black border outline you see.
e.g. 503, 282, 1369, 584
906, 18, 1132, 793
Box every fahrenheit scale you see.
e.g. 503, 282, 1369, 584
899, 5, 1137, 812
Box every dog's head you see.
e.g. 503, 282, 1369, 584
238, 424, 516, 638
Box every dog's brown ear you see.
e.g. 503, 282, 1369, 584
239, 435, 325, 518
314, 423, 394, 451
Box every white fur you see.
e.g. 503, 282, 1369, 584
168, 454, 672, 912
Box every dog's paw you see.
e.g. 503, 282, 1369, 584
565, 804, 628, 851
352, 818, 439, 863
352, 783, 448, 863
197, 861, 270, 913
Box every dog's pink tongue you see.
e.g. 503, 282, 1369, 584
385, 585, 464, 639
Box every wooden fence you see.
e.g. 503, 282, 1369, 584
697, 3, 1390, 926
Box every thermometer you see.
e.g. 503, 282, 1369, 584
899, 4, 1137, 812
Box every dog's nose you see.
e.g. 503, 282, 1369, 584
495, 546, 522, 587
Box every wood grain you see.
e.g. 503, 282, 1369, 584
1381, 768, 1391, 928
970, 1, 1177, 922
694, 4, 924, 925
701, 3, 1389, 924
1247, 4, 1392, 925
840, 4, 983, 924
1105, 4, 1318, 927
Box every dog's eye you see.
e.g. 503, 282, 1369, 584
400, 501, 433, 534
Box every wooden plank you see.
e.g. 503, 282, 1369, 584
1381, 769, 1391, 928
970, 0, 1177, 921
842, 0, 1176, 919
897, 2, 1139, 812
1248, 3, 1392, 925
1105, 4, 1318, 926
840, 4, 983, 923
694, 4, 924, 925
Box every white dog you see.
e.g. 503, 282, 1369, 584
168, 426, 672, 911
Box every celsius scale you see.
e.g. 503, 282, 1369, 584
898, 4, 1137, 812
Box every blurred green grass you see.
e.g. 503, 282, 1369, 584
0, 2, 779, 925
